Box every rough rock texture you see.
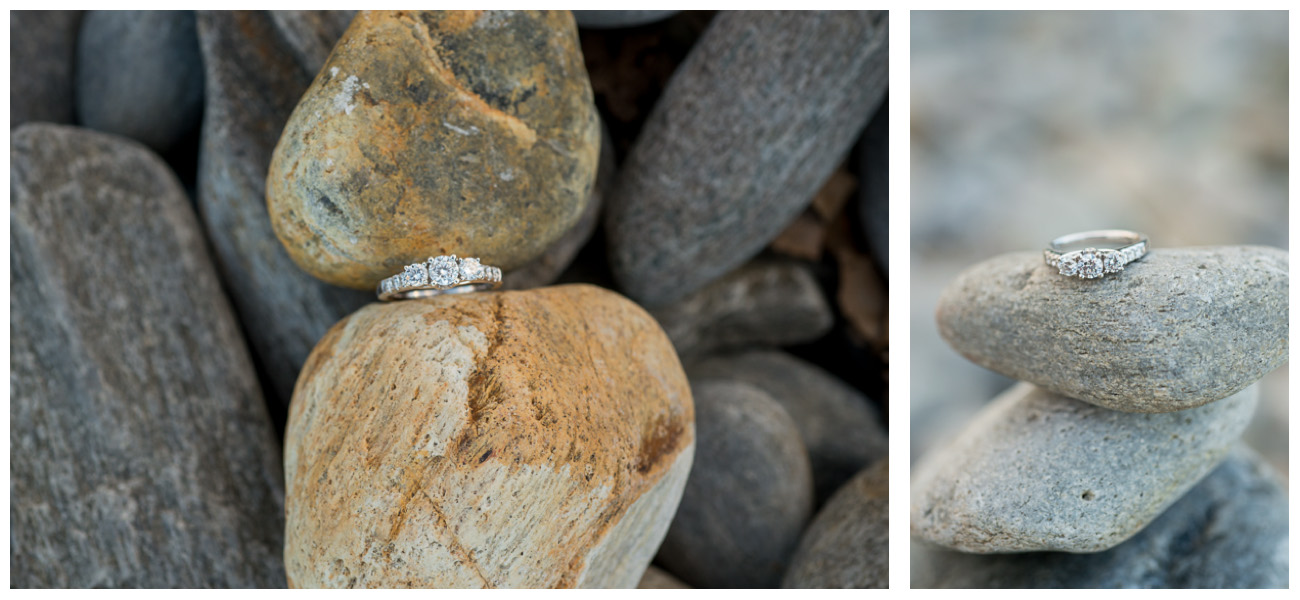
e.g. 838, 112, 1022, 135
937, 247, 1288, 413
857, 101, 888, 275
196, 11, 371, 411
651, 259, 833, 359
638, 566, 690, 589
656, 379, 814, 588
267, 11, 357, 75
688, 350, 886, 501
75, 10, 205, 152
10, 124, 285, 587
284, 285, 694, 588
267, 10, 600, 290
783, 459, 889, 589
605, 10, 889, 307
911, 382, 1258, 554
11, 10, 82, 127
503, 121, 614, 290
573, 10, 679, 29
913, 446, 1288, 588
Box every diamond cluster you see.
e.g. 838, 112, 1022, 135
1054, 246, 1141, 279
379, 255, 499, 296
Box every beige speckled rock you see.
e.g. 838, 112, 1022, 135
267, 10, 600, 290
284, 284, 694, 588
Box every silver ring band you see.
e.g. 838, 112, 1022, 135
1043, 229, 1148, 279
377, 255, 502, 301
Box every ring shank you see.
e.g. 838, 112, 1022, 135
1049, 229, 1145, 252
382, 282, 499, 300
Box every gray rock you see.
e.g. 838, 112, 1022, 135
913, 446, 1288, 588
656, 379, 814, 588
195, 11, 370, 413
266, 10, 355, 75
573, 10, 679, 29
688, 350, 886, 501
783, 459, 889, 589
637, 566, 691, 589
857, 100, 888, 275
11, 10, 82, 127
75, 11, 205, 152
502, 122, 614, 290
605, 10, 889, 307
937, 246, 1288, 413
10, 123, 285, 587
651, 258, 833, 359
911, 382, 1258, 553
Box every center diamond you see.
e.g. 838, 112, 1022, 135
427, 255, 460, 286
1058, 249, 1104, 279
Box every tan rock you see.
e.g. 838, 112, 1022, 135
284, 284, 694, 588
267, 10, 599, 289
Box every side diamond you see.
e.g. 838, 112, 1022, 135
401, 263, 427, 287
459, 257, 484, 280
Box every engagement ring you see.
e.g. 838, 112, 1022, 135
377, 255, 502, 300
1043, 230, 1148, 279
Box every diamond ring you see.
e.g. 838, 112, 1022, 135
377, 255, 502, 300
1043, 230, 1148, 279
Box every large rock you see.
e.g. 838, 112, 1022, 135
502, 121, 615, 290
267, 10, 600, 290
688, 350, 885, 501
783, 459, 889, 589
651, 258, 833, 359
656, 379, 813, 588
75, 10, 205, 152
10, 124, 285, 587
937, 246, 1288, 413
196, 11, 371, 412
284, 285, 694, 588
605, 10, 889, 307
11, 10, 82, 127
911, 382, 1258, 554
913, 446, 1288, 588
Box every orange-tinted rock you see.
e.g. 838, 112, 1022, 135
268, 10, 599, 290
284, 284, 694, 588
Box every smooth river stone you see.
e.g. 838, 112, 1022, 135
284, 284, 694, 588
267, 10, 600, 290
651, 258, 833, 359
936, 246, 1288, 413
502, 121, 614, 290
267, 11, 357, 75
76, 10, 205, 152
913, 446, 1288, 589
11, 124, 284, 587
783, 459, 889, 589
605, 10, 888, 307
911, 382, 1258, 554
688, 350, 886, 502
11, 11, 82, 127
656, 379, 814, 588
196, 11, 371, 412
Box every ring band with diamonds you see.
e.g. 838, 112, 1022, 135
1043, 229, 1148, 279
377, 255, 502, 300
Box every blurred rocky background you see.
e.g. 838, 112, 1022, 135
11, 10, 888, 588
910, 10, 1288, 589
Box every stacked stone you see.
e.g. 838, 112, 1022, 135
911, 246, 1289, 588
